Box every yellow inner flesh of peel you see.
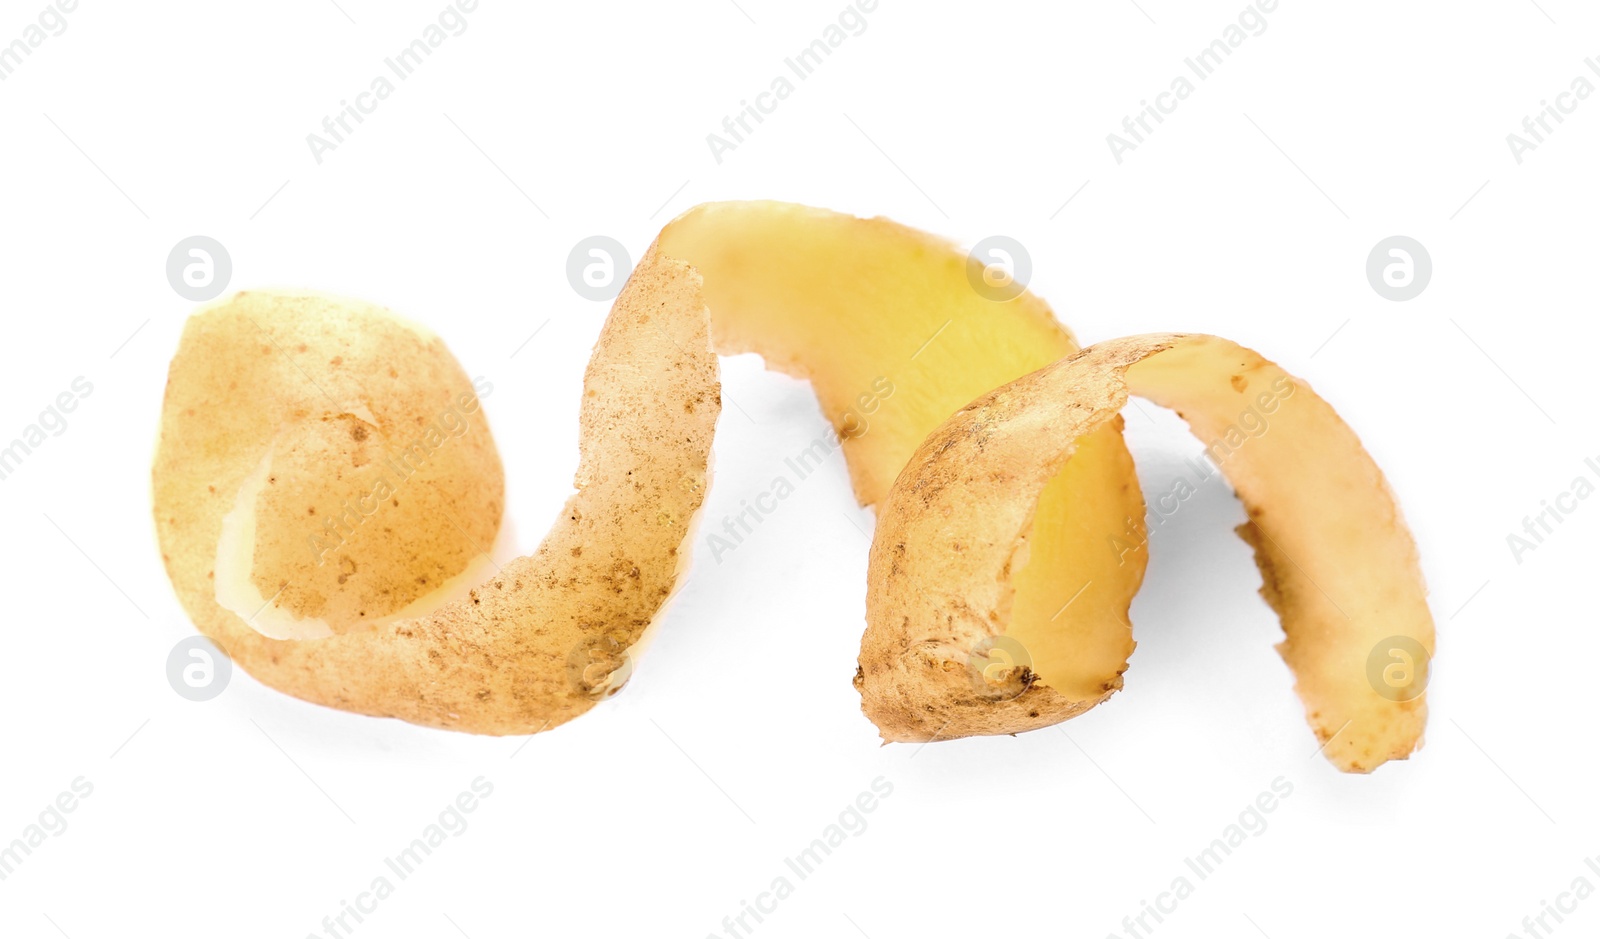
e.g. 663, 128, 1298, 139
1007, 424, 1144, 700
1125, 339, 1431, 770
659, 203, 1147, 702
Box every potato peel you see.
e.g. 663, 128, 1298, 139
153, 206, 1430, 774
154, 203, 1144, 736
856, 333, 1434, 773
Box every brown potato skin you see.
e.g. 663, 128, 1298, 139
857, 341, 1153, 743
858, 334, 1434, 772
156, 202, 1145, 737
155, 256, 719, 734
158, 210, 1427, 770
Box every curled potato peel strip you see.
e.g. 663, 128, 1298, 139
154, 201, 1431, 772
856, 333, 1434, 773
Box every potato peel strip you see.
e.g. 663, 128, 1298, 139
856, 333, 1433, 773
154, 202, 1145, 736
154, 203, 1430, 772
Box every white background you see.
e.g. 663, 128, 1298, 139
0, 1, 1594, 937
